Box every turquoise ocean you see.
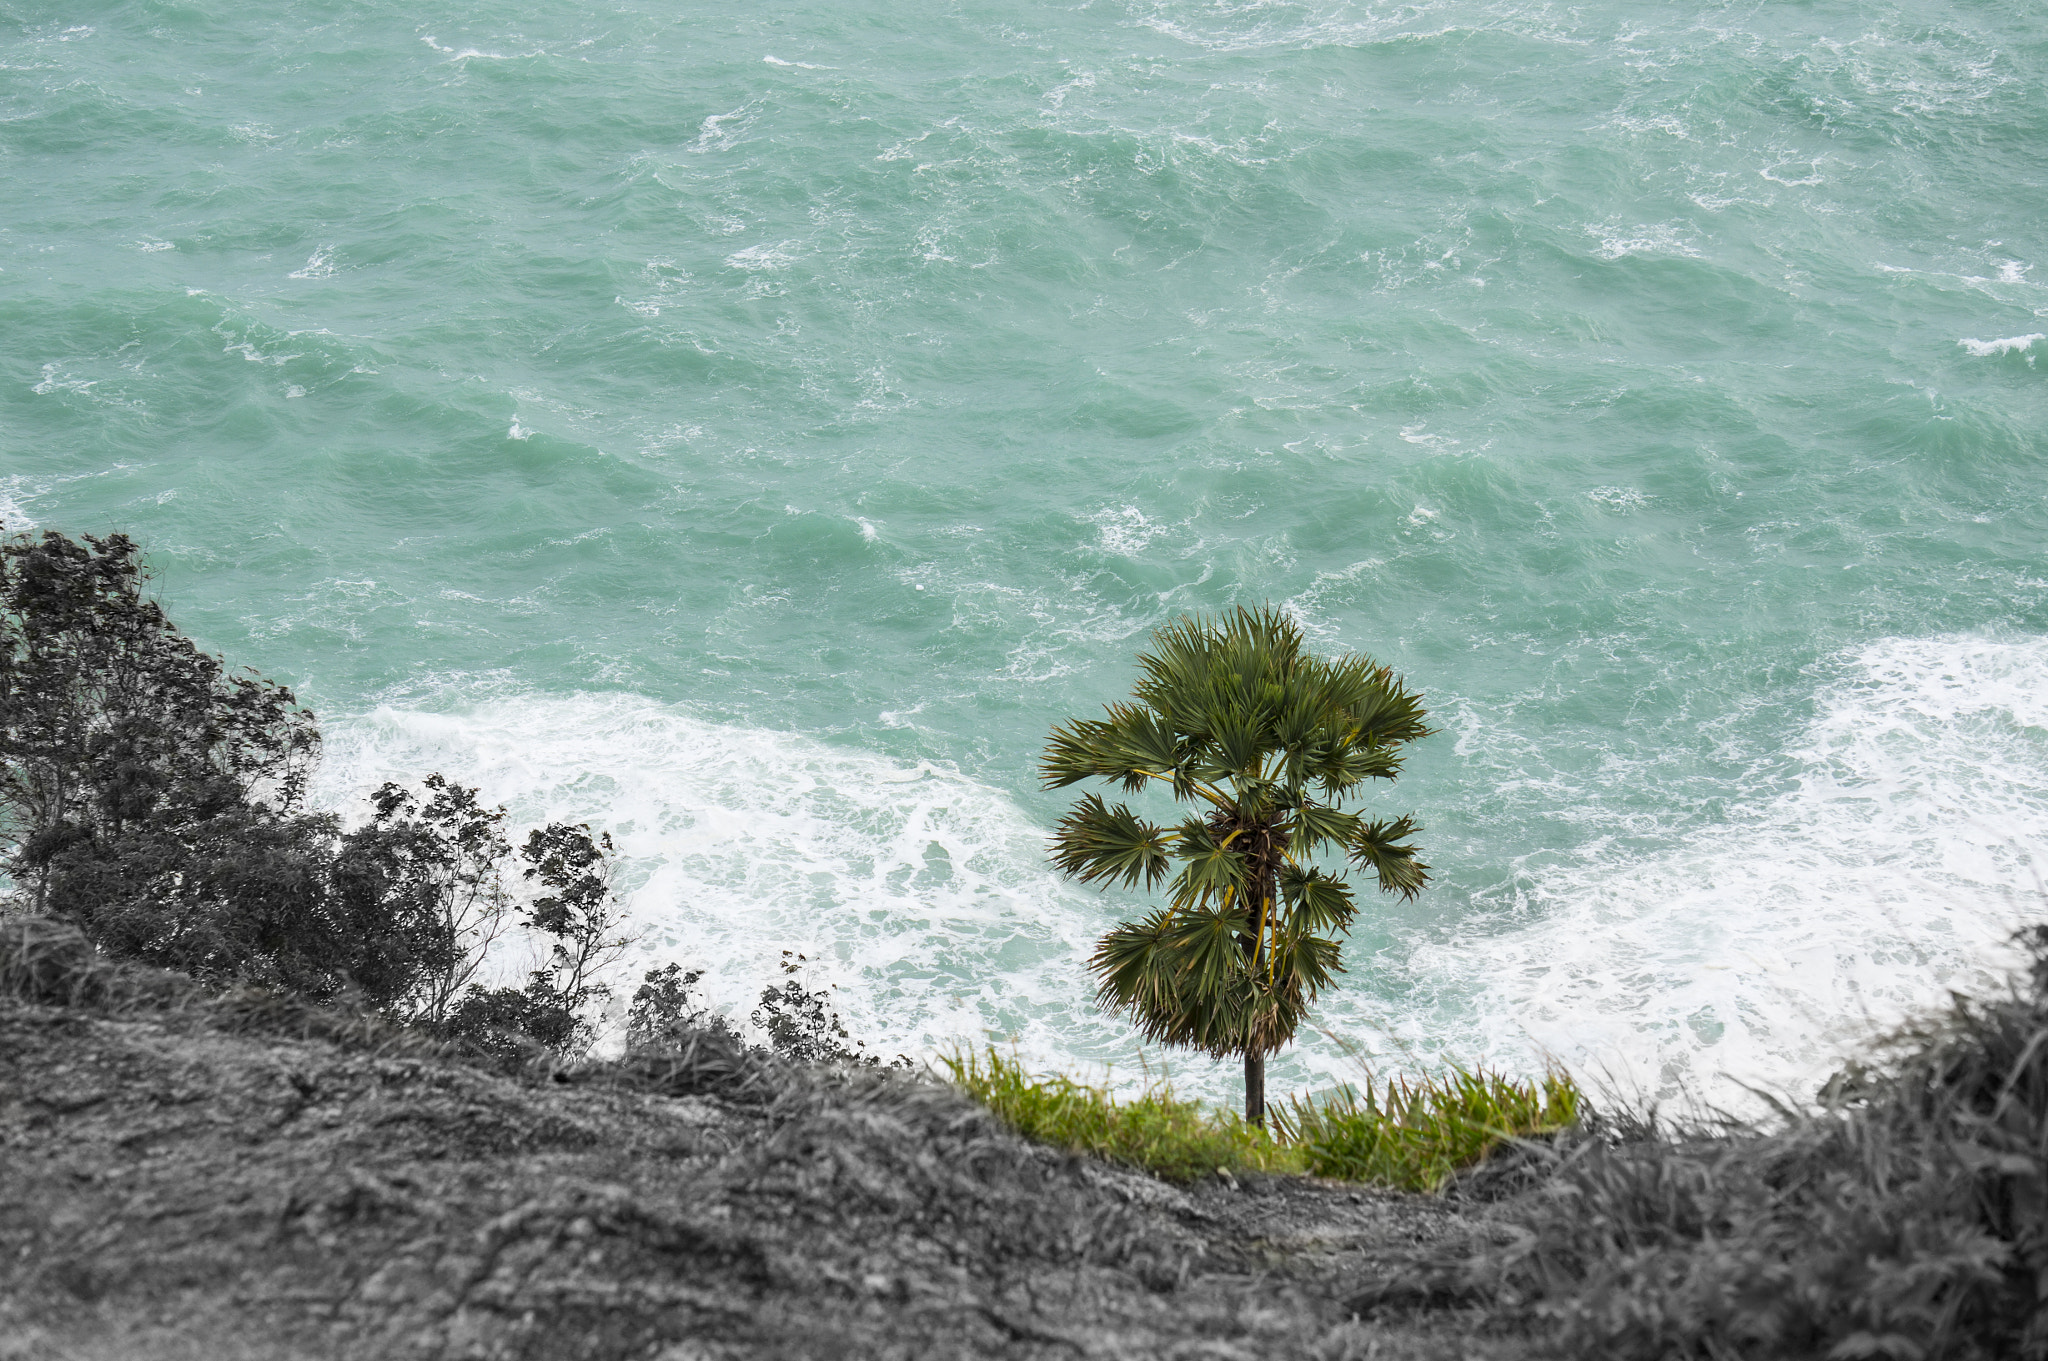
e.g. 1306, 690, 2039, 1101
5, 0, 2046, 1107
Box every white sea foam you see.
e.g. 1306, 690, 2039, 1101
1368, 634, 2048, 1111
31, 363, 95, 396
302, 635, 2048, 1107
0, 477, 39, 529
876, 130, 934, 164
1958, 334, 2044, 357
1758, 160, 1824, 187
288, 246, 337, 280
1587, 221, 1702, 262
310, 694, 1128, 1065
1128, 3, 1459, 55
1042, 71, 1095, 109
1398, 424, 1459, 452
1087, 504, 1169, 557
691, 106, 756, 154
723, 242, 797, 273
420, 35, 527, 62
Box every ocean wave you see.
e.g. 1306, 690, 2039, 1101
310, 692, 1134, 1068
1958, 334, 2044, 358
305, 633, 2048, 1114
1375, 634, 2048, 1111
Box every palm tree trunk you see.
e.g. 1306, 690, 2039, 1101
1244, 1049, 1265, 1127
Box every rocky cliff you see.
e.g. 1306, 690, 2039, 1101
0, 950, 1495, 1361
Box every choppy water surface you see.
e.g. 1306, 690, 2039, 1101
6, 0, 2047, 1105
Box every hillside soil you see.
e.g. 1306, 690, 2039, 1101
0, 999, 1515, 1360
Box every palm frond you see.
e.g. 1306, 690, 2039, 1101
1279, 864, 1356, 934
1320, 738, 1406, 792
1040, 717, 1120, 789
1290, 802, 1360, 854
1090, 909, 1180, 1015
1094, 702, 1181, 794
1268, 926, 1344, 998
1342, 667, 1434, 750
1167, 900, 1251, 996
1090, 906, 1240, 1053
1165, 817, 1248, 908
1351, 814, 1430, 898
1205, 702, 1268, 778
1269, 692, 1328, 793
1049, 793, 1172, 890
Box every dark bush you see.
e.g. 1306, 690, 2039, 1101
753, 951, 900, 1067
626, 961, 740, 1051
1, 529, 316, 915
0, 528, 382, 997
46, 805, 448, 1007
440, 974, 585, 1059
2, 529, 628, 1052
626, 954, 903, 1071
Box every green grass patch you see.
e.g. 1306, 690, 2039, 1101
943, 1046, 1583, 1190
939, 1048, 1301, 1182
1274, 1067, 1583, 1192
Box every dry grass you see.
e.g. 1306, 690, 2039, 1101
31, 901, 2048, 1357
1444, 926, 2048, 1359
0, 914, 108, 1006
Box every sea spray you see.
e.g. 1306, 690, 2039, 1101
1372, 634, 2048, 1109
312, 692, 1136, 1069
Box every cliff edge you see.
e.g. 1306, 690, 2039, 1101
0, 986, 1493, 1361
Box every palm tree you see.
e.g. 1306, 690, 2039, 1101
1042, 605, 1432, 1126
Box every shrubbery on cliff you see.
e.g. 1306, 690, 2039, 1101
0, 527, 901, 1066
0, 529, 627, 1050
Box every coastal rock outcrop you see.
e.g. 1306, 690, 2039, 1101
0, 984, 1478, 1360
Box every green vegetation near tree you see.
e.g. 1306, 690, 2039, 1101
1273, 1066, 1581, 1192
944, 1046, 1583, 1191
942, 1047, 1299, 1182
1041, 605, 1432, 1125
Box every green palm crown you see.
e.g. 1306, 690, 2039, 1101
1043, 605, 1432, 1064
